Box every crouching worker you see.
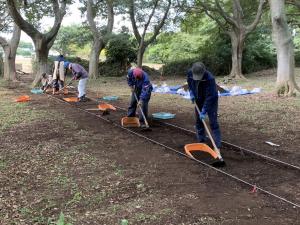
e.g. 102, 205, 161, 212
127, 68, 153, 127
64, 61, 89, 102
41, 73, 53, 92
187, 62, 222, 149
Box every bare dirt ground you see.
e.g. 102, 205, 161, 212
87, 68, 300, 166
0, 71, 299, 224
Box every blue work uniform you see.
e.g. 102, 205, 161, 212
127, 69, 153, 122
187, 69, 221, 148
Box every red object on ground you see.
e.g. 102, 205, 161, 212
250, 185, 257, 193
15, 95, 30, 102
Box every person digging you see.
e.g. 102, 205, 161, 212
187, 62, 225, 167
64, 61, 89, 102
52, 54, 66, 94
127, 68, 153, 128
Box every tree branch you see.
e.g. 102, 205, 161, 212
129, 0, 141, 43
287, 0, 300, 9
46, 0, 67, 42
246, 0, 265, 33
6, 0, 41, 37
106, 0, 114, 34
146, 0, 172, 46
215, 0, 238, 27
142, 0, 159, 39
87, 0, 100, 39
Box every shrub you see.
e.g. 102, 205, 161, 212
106, 33, 137, 65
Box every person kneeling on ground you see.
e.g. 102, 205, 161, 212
187, 62, 222, 149
64, 61, 89, 102
127, 67, 153, 127
40, 73, 53, 91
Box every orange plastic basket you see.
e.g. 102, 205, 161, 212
98, 103, 116, 111
184, 143, 218, 159
121, 117, 140, 128
63, 97, 79, 102
15, 95, 30, 102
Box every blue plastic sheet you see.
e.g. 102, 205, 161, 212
152, 112, 176, 120
102, 96, 119, 101
31, 89, 43, 94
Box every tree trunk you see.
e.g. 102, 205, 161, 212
229, 31, 246, 79
89, 39, 103, 78
6, 0, 66, 86
137, 44, 146, 68
1, 25, 21, 81
269, 0, 300, 96
32, 38, 50, 86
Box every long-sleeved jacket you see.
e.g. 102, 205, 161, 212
70, 63, 89, 80
127, 69, 153, 101
187, 69, 218, 114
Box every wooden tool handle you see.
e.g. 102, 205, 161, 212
134, 93, 149, 128
195, 104, 222, 159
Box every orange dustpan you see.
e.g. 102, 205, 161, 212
98, 103, 116, 111
16, 95, 30, 102
63, 97, 79, 102
121, 117, 140, 128
184, 143, 218, 159
184, 104, 225, 167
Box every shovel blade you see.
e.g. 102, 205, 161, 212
184, 143, 219, 159
63, 97, 79, 102
98, 103, 116, 111
121, 117, 140, 128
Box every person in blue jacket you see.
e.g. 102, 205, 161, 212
187, 62, 221, 148
127, 67, 153, 125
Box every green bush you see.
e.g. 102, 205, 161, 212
106, 33, 137, 64
17, 48, 32, 57
162, 34, 232, 76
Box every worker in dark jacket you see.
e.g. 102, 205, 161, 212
64, 61, 89, 102
187, 62, 221, 148
127, 68, 153, 125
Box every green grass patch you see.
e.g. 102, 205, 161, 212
0, 101, 48, 131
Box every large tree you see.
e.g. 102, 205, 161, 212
86, 0, 114, 78
197, 0, 265, 79
6, 0, 67, 86
0, 1, 21, 81
269, 0, 300, 96
127, 0, 172, 67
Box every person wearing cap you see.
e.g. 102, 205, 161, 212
187, 62, 221, 148
52, 54, 65, 94
127, 67, 153, 125
64, 61, 89, 102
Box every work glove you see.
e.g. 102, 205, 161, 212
137, 100, 142, 107
199, 111, 207, 120
191, 97, 195, 104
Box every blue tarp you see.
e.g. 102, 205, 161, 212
152, 83, 261, 99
